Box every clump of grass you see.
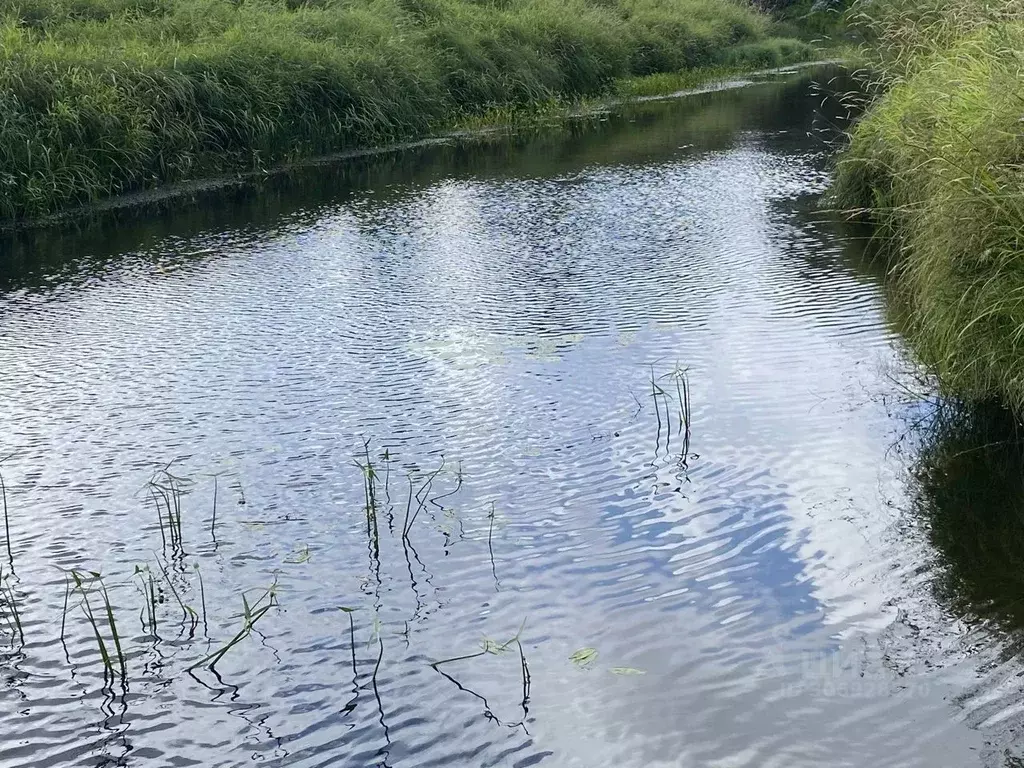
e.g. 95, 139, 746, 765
62, 570, 128, 681
832, 1, 1024, 411
354, 439, 381, 555
0, 0, 817, 223
665, 364, 693, 460
147, 464, 192, 554
719, 37, 819, 68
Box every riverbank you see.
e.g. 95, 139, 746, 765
3, 59, 842, 232
0, 0, 818, 224
831, 0, 1024, 412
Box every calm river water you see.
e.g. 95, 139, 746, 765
1, 66, 1023, 767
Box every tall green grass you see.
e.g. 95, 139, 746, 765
832, 0, 1024, 411
0, 0, 813, 221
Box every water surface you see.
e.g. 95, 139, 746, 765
0, 67, 1020, 767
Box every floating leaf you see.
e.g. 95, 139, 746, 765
570, 647, 598, 668
367, 614, 382, 646
482, 637, 509, 654
610, 666, 646, 676
285, 545, 311, 564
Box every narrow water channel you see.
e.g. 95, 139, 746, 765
1, 66, 1021, 767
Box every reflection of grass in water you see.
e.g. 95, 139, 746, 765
488, 502, 499, 590
0, 574, 23, 645
914, 402, 1024, 631
403, 456, 447, 540
430, 619, 531, 729
155, 555, 200, 636
188, 578, 279, 672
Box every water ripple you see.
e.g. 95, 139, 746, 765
0, 68, 998, 766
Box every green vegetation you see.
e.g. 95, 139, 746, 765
831, 0, 1024, 411
771, 0, 852, 41
0, 0, 815, 222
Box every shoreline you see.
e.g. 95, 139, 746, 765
2, 58, 841, 234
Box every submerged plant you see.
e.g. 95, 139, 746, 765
188, 577, 279, 671
569, 647, 599, 669
284, 545, 311, 565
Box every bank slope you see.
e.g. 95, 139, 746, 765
0, 0, 813, 222
832, 0, 1024, 411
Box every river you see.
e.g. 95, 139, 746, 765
0, 65, 1021, 767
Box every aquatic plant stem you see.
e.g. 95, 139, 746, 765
0, 471, 12, 566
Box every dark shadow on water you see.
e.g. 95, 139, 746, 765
912, 401, 1024, 633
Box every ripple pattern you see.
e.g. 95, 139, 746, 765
0, 69, 994, 767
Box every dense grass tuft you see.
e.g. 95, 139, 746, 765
0, 0, 812, 220
832, 0, 1024, 411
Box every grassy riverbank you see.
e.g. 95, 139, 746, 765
0, 0, 815, 222
832, 0, 1024, 411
